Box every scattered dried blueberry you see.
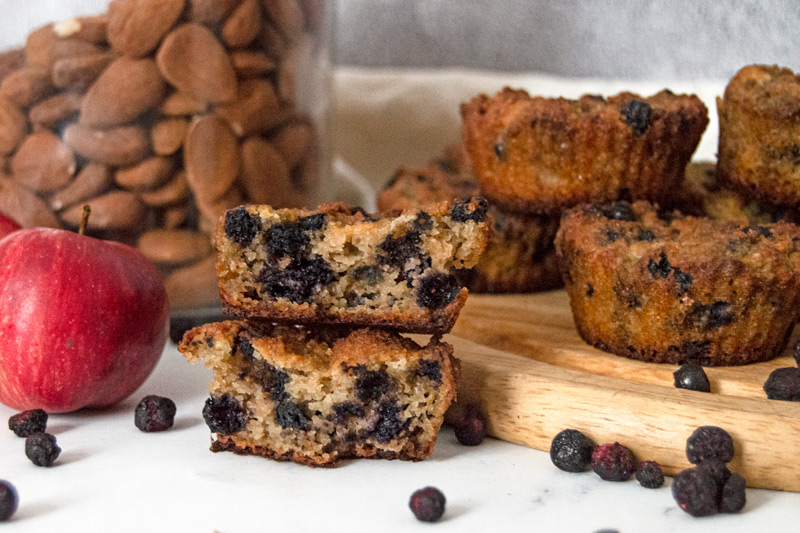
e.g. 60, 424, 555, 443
202, 394, 247, 435
689, 301, 735, 330
763, 367, 800, 401
417, 360, 442, 386
719, 473, 747, 513
450, 198, 488, 223
672, 466, 719, 517
686, 426, 734, 465
8, 409, 48, 437
409, 487, 446, 522
635, 460, 665, 488
601, 201, 637, 222
265, 223, 309, 259
621, 99, 653, 136
0, 481, 17, 522
453, 405, 487, 446
298, 213, 328, 231
372, 400, 406, 443
355, 369, 393, 402
636, 229, 655, 242
550, 429, 595, 473
134, 395, 177, 432
224, 207, 260, 247
25, 432, 61, 467
417, 273, 460, 310
592, 442, 636, 481
259, 256, 335, 303
673, 362, 711, 393
274, 398, 310, 430
647, 252, 672, 279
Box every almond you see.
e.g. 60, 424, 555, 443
60, 190, 146, 231
64, 123, 150, 167
137, 229, 212, 265
53, 15, 109, 44
222, 0, 263, 49
81, 57, 166, 127
257, 21, 287, 61
185, 115, 240, 204
50, 163, 112, 211
239, 137, 291, 204
230, 51, 276, 78
115, 156, 176, 191
164, 255, 220, 309
108, 0, 186, 58
0, 49, 24, 84
0, 97, 27, 154
26, 24, 104, 70
52, 52, 115, 90
29, 92, 83, 129
156, 24, 238, 104
215, 79, 282, 137
11, 132, 77, 192
151, 118, 188, 156
140, 170, 189, 206
0, 67, 53, 108
272, 121, 312, 170
188, 0, 241, 24
261, 0, 305, 42
159, 91, 209, 116
0, 177, 61, 228
163, 205, 187, 229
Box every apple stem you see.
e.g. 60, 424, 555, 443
79, 205, 91, 236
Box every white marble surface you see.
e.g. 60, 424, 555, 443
2, 342, 800, 532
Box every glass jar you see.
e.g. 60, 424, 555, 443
0, 0, 332, 312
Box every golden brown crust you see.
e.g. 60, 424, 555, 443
462, 88, 709, 215
717, 64, 800, 206
555, 200, 800, 365
378, 161, 562, 293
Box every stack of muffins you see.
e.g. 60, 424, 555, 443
178, 199, 489, 466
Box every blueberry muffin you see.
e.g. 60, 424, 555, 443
462, 88, 708, 214
378, 163, 561, 293
717, 64, 800, 206
555, 200, 800, 365
216, 200, 489, 333
672, 162, 797, 224
179, 321, 459, 467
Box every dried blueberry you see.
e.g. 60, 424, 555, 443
636, 460, 665, 488
672, 467, 719, 517
601, 201, 637, 222
372, 400, 406, 443
259, 256, 335, 303
224, 207, 260, 247
413, 212, 434, 231
673, 362, 710, 393
454, 404, 487, 446
586, 283, 594, 298
202, 394, 247, 435
690, 301, 734, 330
134, 395, 176, 432
417, 273, 460, 310
764, 367, 800, 401
265, 223, 309, 259
697, 459, 731, 498
235, 336, 255, 359
274, 399, 310, 430
0, 481, 17, 522
351, 265, 383, 285
8, 409, 48, 438
332, 402, 365, 424
409, 487, 446, 522
742, 225, 773, 238
592, 442, 636, 481
251, 361, 289, 401
494, 139, 507, 162
377, 230, 422, 269
450, 198, 488, 223
417, 360, 442, 385
298, 213, 328, 231
550, 429, 595, 473
355, 369, 393, 402
673, 268, 693, 294
686, 426, 734, 464
636, 229, 656, 242
621, 99, 653, 136
604, 229, 621, 243
25, 432, 61, 467
647, 252, 671, 279
719, 473, 747, 513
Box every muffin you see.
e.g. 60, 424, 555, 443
378, 162, 561, 293
555, 200, 800, 365
216, 200, 489, 333
462, 87, 709, 214
179, 321, 459, 467
717, 64, 800, 206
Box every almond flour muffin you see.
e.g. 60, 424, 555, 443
717, 64, 800, 206
216, 201, 489, 333
179, 321, 459, 467
555, 200, 800, 365
378, 163, 561, 293
462, 88, 709, 214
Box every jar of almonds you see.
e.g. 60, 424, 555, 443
0, 0, 332, 311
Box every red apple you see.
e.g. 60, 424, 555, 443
0, 226, 169, 413
0, 211, 21, 240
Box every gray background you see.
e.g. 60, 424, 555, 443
334, 0, 800, 79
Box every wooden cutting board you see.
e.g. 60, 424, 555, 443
444, 291, 800, 492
